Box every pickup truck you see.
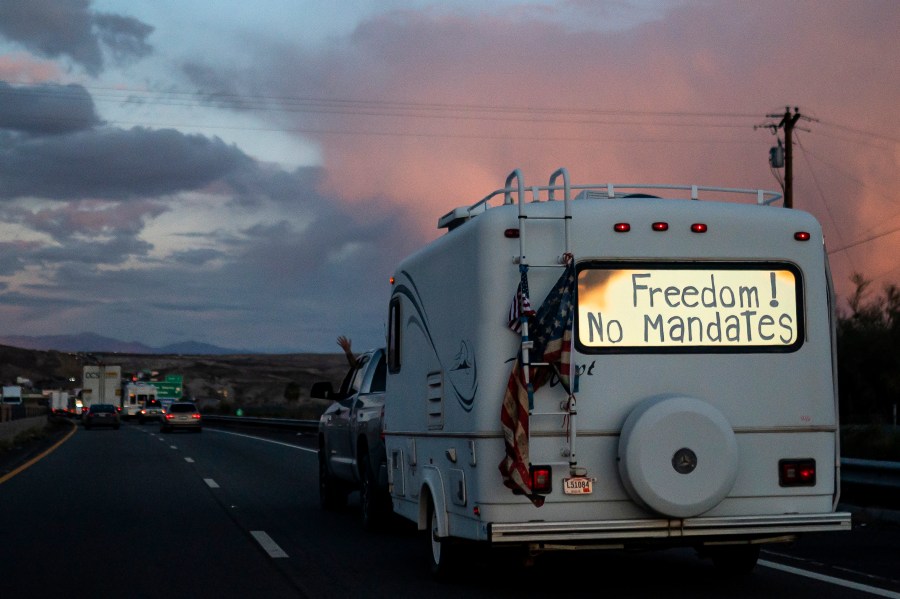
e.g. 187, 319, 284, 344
312, 347, 390, 529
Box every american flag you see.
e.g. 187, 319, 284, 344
499, 257, 576, 506
507, 267, 536, 333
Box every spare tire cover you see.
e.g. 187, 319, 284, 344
618, 396, 738, 518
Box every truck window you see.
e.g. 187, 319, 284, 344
370, 354, 386, 393
339, 354, 370, 398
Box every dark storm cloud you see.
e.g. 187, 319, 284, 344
93, 12, 153, 62
0, 127, 254, 200
169, 248, 226, 266
32, 235, 155, 266
0, 82, 101, 135
16, 199, 168, 240
0, 0, 153, 75
0, 290, 82, 311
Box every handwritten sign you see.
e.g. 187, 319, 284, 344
577, 265, 801, 350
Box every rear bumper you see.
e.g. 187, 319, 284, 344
489, 512, 851, 547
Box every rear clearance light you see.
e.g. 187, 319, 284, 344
613, 223, 631, 233
530, 465, 553, 494
779, 459, 816, 486
794, 231, 811, 241
652, 222, 669, 232
691, 223, 708, 233
504, 228, 520, 238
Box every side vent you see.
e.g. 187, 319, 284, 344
426, 370, 444, 430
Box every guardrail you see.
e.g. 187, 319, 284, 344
841, 457, 900, 489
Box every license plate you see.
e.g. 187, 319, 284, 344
563, 477, 593, 495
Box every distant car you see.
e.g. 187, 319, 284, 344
82, 403, 120, 430
160, 402, 202, 433
139, 399, 164, 423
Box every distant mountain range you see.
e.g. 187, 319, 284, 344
0, 332, 247, 355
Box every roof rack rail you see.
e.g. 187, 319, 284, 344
437, 170, 783, 230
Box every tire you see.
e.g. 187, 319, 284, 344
618, 396, 738, 518
426, 496, 459, 580
360, 458, 390, 531
319, 451, 348, 510
709, 545, 760, 576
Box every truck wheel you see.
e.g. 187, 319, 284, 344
360, 459, 389, 531
710, 545, 760, 576
319, 451, 347, 510
426, 497, 459, 579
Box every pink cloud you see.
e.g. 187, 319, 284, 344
22, 199, 168, 237
262, 2, 900, 301
0, 52, 62, 83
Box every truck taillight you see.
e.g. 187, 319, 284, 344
779, 459, 816, 486
530, 465, 552, 494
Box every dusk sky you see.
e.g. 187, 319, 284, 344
0, 1, 897, 353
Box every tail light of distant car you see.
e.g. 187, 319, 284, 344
192, 413, 201, 420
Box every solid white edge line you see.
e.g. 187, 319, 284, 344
206, 428, 316, 452
759, 560, 900, 598
251, 531, 289, 558
203, 478, 219, 488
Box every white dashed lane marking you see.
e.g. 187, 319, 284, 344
251, 531, 289, 559
204, 478, 220, 488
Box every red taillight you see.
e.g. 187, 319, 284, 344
504, 228, 520, 238
779, 459, 816, 486
794, 231, 811, 241
652, 222, 669, 232
530, 465, 552, 494
166, 413, 175, 421
613, 223, 631, 233
691, 223, 708, 233
191, 413, 201, 420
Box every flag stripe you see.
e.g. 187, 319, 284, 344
500, 259, 575, 507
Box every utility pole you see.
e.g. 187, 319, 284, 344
759, 106, 803, 209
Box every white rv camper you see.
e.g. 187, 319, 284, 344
384, 168, 851, 577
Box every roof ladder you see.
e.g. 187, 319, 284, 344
509, 168, 584, 477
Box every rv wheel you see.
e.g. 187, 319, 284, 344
427, 498, 459, 580
318, 451, 348, 510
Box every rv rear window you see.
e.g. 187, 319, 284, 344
576, 261, 803, 353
